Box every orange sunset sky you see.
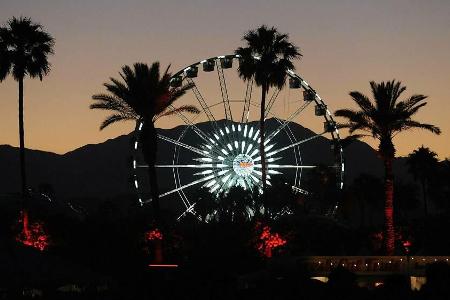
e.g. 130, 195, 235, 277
1, 0, 449, 159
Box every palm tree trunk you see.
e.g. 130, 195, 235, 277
383, 156, 395, 255
422, 180, 428, 217
260, 82, 267, 216
18, 77, 27, 196
141, 122, 162, 263
18, 77, 32, 240
360, 197, 366, 228
141, 122, 161, 223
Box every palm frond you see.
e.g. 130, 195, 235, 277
400, 120, 441, 135
99, 114, 134, 130
349, 91, 375, 114
397, 94, 427, 111
154, 105, 200, 121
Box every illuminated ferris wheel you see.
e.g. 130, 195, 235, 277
132, 54, 344, 220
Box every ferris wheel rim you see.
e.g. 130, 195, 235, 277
131, 54, 345, 218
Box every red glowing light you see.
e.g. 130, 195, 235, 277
255, 224, 287, 258
145, 228, 163, 241
16, 211, 50, 251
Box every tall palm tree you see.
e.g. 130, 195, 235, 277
90, 62, 198, 221
235, 25, 301, 211
0, 17, 54, 195
407, 146, 439, 217
335, 80, 441, 255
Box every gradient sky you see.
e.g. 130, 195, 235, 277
1, 0, 449, 159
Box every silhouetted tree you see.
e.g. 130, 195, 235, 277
235, 25, 301, 211
407, 146, 439, 216
0, 17, 54, 195
303, 165, 339, 215
351, 174, 383, 228
90, 62, 198, 222
335, 80, 441, 254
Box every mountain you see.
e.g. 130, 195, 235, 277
0, 119, 412, 202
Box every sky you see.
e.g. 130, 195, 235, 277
0, 0, 449, 159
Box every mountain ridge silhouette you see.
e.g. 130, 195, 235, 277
0, 119, 411, 201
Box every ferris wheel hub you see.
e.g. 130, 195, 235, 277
233, 153, 255, 177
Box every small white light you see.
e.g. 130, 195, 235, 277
265, 144, 275, 151
206, 180, 216, 188
248, 127, 254, 138
246, 144, 253, 154
218, 170, 228, 176
253, 130, 259, 141
222, 174, 231, 183
210, 184, 220, 192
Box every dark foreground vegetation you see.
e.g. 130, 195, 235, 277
1, 177, 450, 299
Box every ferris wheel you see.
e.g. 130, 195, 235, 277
132, 54, 344, 220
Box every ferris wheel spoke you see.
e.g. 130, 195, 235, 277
185, 78, 219, 130
158, 134, 212, 158
176, 203, 198, 221
266, 164, 323, 169
141, 164, 229, 168
264, 88, 280, 118
241, 79, 254, 123
266, 131, 327, 157
216, 60, 233, 121
266, 101, 311, 141
168, 104, 213, 144
160, 174, 215, 198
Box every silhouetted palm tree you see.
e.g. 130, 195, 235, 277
235, 25, 301, 211
335, 80, 441, 255
90, 62, 198, 221
407, 146, 439, 216
0, 17, 54, 195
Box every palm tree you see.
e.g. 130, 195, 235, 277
407, 146, 439, 217
335, 80, 441, 255
235, 25, 301, 211
0, 17, 54, 195
90, 62, 198, 221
